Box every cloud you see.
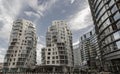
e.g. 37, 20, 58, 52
71, 0, 75, 4
0, 18, 13, 40
28, 0, 58, 17
24, 11, 40, 18
0, 47, 7, 63
0, 55, 4, 63
73, 40, 79, 46
0, 0, 23, 40
61, 10, 66, 13
67, 6, 93, 31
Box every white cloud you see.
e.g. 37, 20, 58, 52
24, 11, 40, 18
71, 0, 75, 4
0, 47, 7, 63
67, 6, 93, 31
0, 0, 24, 40
73, 40, 79, 46
0, 55, 4, 63
26, 0, 58, 17
0, 17, 13, 40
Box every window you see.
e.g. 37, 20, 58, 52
48, 49, 51, 51
10, 59, 12, 62
117, 1, 120, 9
19, 33, 21, 36
116, 21, 120, 29
60, 56, 64, 59
47, 57, 50, 59
60, 60, 64, 64
52, 56, 55, 59
53, 52, 54, 55
111, 5, 118, 13
56, 56, 58, 59
52, 61, 55, 64
53, 48, 54, 51
47, 61, 50, 64
84, 35, 86, 38
14, 58, 15, 61
116, 41, 120, 49
109, 0, 115, 6
56, 52, 57, 54
48, 52, 50, 55
114, 12, 120, 21
57, 61, 59, 64
113, 31, 120, 40
20, 30, 22, 32
13, 62, 15, 65
15, 50, 17, 53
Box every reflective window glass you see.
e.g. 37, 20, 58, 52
111, 5, 118, 13
116, 41, 120, 49
114, 12, 120, 21
113, 31, 120, 40
109, 0, 115, 6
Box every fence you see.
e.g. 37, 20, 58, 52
0, 72, 89, 74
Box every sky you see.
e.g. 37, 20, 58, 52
0, 0, 94, 64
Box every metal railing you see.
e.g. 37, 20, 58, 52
1, 72, 88, 74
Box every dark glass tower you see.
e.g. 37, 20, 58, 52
88, 0, 120, 73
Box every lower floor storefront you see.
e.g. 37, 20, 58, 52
104, 59, 120, 74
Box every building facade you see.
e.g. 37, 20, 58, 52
88, 0, 120, 73
73, 44, 81, 67
42, 20, 74, 68
3, 19, 37, 72
0, 63, 3, 72
79, 29, 99, 70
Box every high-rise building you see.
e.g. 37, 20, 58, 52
3, 19, 37, 72
88, 0, 120, 73
0, 63, 3, 72
79, 29, 99, 70
73, 44, 81, 67
42, 20, 74, 67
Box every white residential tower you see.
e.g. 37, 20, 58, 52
42, 20, 74, 67
3, 19, 37, 72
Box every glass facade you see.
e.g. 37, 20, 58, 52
88, 0, 120, 73
79, 29, 100, 70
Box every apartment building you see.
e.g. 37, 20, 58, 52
79, 29, 99, 70
41, 20, 74, 72
3, 19, 37, 72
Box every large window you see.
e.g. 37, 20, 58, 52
113, 31, 120, 40
116, 41, 120, 49
111, 5, 118, 13
116, 20, 120, 29
116, 0, 120, 9
101, 31, 120, 47
103, 41, 120, 54
114, 12, 120, 21
109, 0, 115, 6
